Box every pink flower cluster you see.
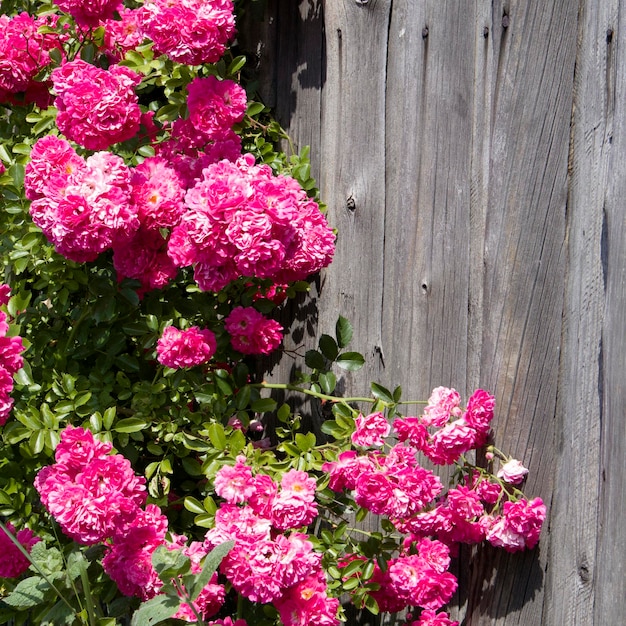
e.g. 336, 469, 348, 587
325, 445, 443, 520
51, 59, 142, 150
156, 325, 217, 368
352, 538, 456, 614
0, 285, 25, 426
137, 0, 235, 65
54, 0, 122, 27
0, 13, 65, 104
224, 307, 283, 355
326, 388, 546, 557
207, 458, 339, 624
36, 426, 226, 620
25, 136, 139, 263
0, 522, 40, 579
168, 153, 335, 291
35, 425, 147, 544
393, 388, 495, 465
155, 77, 245, 189
100, 8, 144, 62
25, 138, 185, 293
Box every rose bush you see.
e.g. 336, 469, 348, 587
0, 1, 546, 624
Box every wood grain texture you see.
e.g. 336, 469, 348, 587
239, 0, 626, 623
543, 1, 617, 623
465, 0, 577, 623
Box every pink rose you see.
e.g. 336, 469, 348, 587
497, 458, 529, 485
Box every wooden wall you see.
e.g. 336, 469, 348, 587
241, 1, 626, 623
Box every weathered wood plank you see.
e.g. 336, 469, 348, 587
554, 1, 626, 624
466, 0, 577, 623
315, 0, 393, 394
543, 1, 616, 622
384, 1, 476, 404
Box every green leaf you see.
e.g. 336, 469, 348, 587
208, 423, 226, 450
336, 352, 365, 371
305, 349, 326, 371
130, 594, 180, 626
152, 546, 190, 580
364, 594, 380, 614
187, 541, 234, 602
184, 497, 206, 515
318, 334, 339, 361
320, 420, 345, 438
40, 599, 77, 625
235, 385, 251, 410
295, 432, 316, 452
371, 382, 393, 403
277, 403, 291, 422
227, 55, 246, 75
342, 576, 360, 591
335, 316, 353, 348
341, 559, 365, 578
113, 417, 148, 433
318, 371, 337, 395
3, 576, 50, 608
393, 385, 402, 402
250, 398, 277, 413
247, 101, 265, 117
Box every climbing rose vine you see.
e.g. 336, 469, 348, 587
0, 0, 546, 624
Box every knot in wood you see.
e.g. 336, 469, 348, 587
483, 26, 489, 38
502, 14, 510, 29
422, 27, 429, 39
346, 195, 356, 212
354, 0, 369, 5
607, 28, 614, 44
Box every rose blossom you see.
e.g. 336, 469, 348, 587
410, 610, 459, 626
137, 0, 236, 65
54, 0, 122, 26
497, 458, 529, 485
0, 523, 40, 578
51, 60, 142, 150
422, 387, 462, 427
214, 456, 256, 503
224, 307, 283, 355
352, 411, 390, 448
156, 326, 217, 368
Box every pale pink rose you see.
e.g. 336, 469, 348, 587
497, 458, 529, 484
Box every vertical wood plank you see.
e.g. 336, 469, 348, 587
316, 0, 393, 393
544, 1, 616, 622
465, 0, 577, 623
557, 1, 626, 623
384, 1, 476, 402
